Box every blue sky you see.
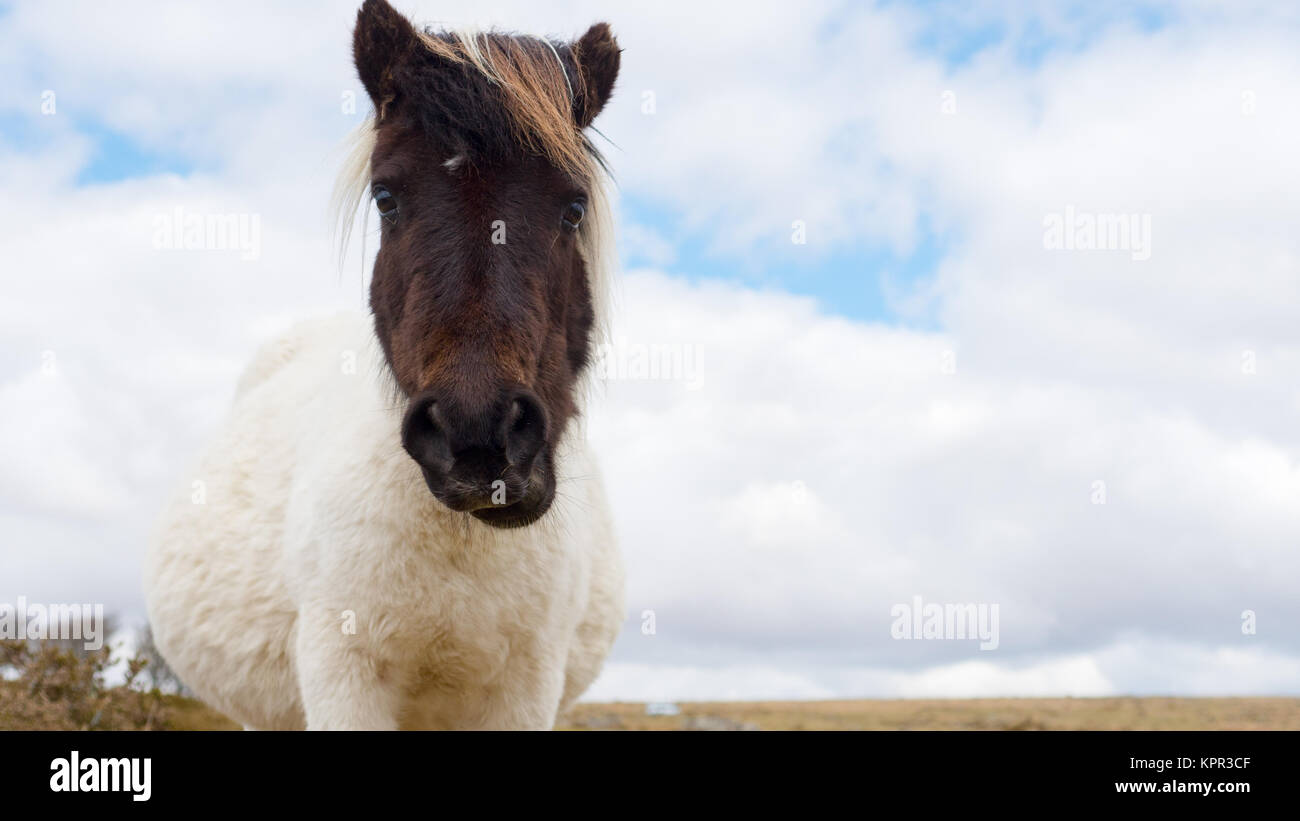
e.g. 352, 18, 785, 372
1, 131, 950, 326
0, 1, 1178, 327
0, 109, 951, 324
0, 113, 198, 184
0, 0, 1046, 327
904, 0, 1174, 69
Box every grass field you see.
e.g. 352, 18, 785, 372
163, 696, 1300, 731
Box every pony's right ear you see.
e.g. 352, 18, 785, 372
572, 23, 621, 128
353, 0, 419, 119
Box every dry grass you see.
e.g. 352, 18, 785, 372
557, 697, 1300, 731
146, 695, 1300, 731
0, 639, 241, 731
159, 695, 242, 731
0, 639, 169, 730
5, 644, 1292, 733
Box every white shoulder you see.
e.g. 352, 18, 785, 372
233, 312, 374, 401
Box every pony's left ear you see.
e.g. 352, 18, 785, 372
353, 0, 420, 119
571, 23, 621, 128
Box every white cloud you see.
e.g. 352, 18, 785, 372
892, 655, 1114, 699
586, 662, 838, 703
0, 370, 131, 519
589, 271, 1299, 692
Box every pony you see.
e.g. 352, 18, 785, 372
143, 0, 624, 730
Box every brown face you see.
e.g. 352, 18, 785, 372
353, 0, 620, 528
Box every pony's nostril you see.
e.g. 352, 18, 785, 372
406, 389, 546, 478
402, 394, 453, 470
417, 401, 439, 435
502, 392, 547, 467
508, 400, 527, 433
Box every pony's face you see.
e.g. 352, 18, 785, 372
353, 0, 619, 528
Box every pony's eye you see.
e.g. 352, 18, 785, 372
373, 185, 398, 219
561, 199, 585, 231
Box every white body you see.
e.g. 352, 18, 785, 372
144, 313, 624, 729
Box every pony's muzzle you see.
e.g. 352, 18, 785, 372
400, 388, 552, 524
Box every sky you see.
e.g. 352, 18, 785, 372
1, 0, 1298, 701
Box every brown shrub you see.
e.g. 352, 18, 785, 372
0, 639, 170, 730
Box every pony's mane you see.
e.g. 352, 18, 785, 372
331, 27, 615, 346
415, 29, 595, 182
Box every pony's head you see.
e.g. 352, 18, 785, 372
345, 0, 619, 528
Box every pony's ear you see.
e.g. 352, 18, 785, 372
353, 0, 419, 118
572, 23, 621, 128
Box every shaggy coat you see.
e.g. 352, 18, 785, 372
145, 1, 624, 730
144, 315, 623, 729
